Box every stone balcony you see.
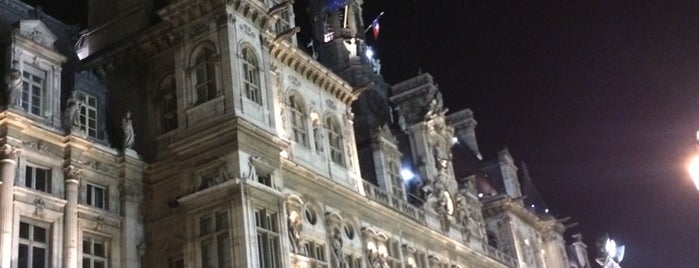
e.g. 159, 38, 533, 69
362, 180, 516, 268
362, 180, 425, 222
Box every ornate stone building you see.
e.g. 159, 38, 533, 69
0, 0, 590, 267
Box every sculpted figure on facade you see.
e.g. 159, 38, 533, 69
122, 111, 135, 149
330, 227, 346, 267
63, 91, 83, 131
287, 210, 303, 254
5, 60, 22, 108
313, 119, 324, 153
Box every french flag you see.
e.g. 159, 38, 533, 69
327, 0, 347, 10
370, 18, 380, 39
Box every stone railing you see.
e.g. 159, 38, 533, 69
362, 181, 425, 222
482, 244, 516, 267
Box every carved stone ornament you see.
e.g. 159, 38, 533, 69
288, 75, 302, 87
325, 99, 337, 111
239, 23, 255, 38
33, 198, 45, 216
0, 144, 21, 160
189, 21, 209, 38
84, 160, 118, 176
63, 165, 83, 182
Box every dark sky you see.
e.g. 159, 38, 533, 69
360, 0, 699, 266
31, 0, 699, 266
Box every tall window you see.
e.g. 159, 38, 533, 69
18, 221, 49, 268
21, 64, 46, 116
386, 240, 401, 268
289, 95, 308, 147
86, 183, 107, 210
199, 211, 231, 268
275, 8, 291, 33
77, 92, 98, 138
325, 116, 344, 166
255, 208, 280, 268
343, 254, 362, 268
193, 45, 217, 104
303, 241, 327, 267
25, 165, 51, 193
83, 236, 108, 268
387, 159, 403, 198
158, 75, 178, 133
242, 48, 262, 105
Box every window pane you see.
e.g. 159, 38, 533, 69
94, 260, 105, 268
94, 241, 105, 257
25, 166, 32, 188
200, 216, 213, 235
87, 185, 93, 205
216, 211, 228, 230
201, 238, 215, 268
83, 258, 91, 268
33, 247, 46, 267
83, 240, 91, 254
218, 233, 231, 267
18, 244, 28, 268
19, 222, 29, 239
95, 187, 104, 208
33, 226, 47, 242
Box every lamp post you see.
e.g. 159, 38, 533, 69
687, 131, 699, 191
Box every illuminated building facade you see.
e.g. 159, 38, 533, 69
0, 0, 589, 267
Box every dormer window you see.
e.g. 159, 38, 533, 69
76, 92, 98, 138
20, 64, 46, 117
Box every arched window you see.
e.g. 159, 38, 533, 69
325, 115, 344, 166
288, 94, 308, 147
192, 45, 217, 104
487, 231, 499, 249
242, 47, 262, 105
158, 75, 177, 133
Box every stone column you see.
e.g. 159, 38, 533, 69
0, 144, 20, 268
120, 152, 145, 268
63, 165, 82, 268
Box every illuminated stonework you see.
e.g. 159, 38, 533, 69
0, 0, 588, 267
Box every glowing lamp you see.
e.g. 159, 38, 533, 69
400, 168, 415, 181
688, 155, 699, 191
365, 48, 374, 59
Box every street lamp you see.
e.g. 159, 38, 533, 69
687, 131, 699, 191
595, 236, 625, 268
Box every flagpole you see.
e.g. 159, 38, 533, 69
364, 11, 384, 33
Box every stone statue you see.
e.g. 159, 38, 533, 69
330, 228, 345, 266
287, 211, 302, 253
5, 61, 22, 108
122, 111, 135, 149
63, 91, 83, 130
313, 121, 324, 153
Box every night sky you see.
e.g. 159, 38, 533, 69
29, 0, 699, 266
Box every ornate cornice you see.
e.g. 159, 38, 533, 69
267, 39, 359, 105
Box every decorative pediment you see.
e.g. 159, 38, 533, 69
18, 20, 57, 48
